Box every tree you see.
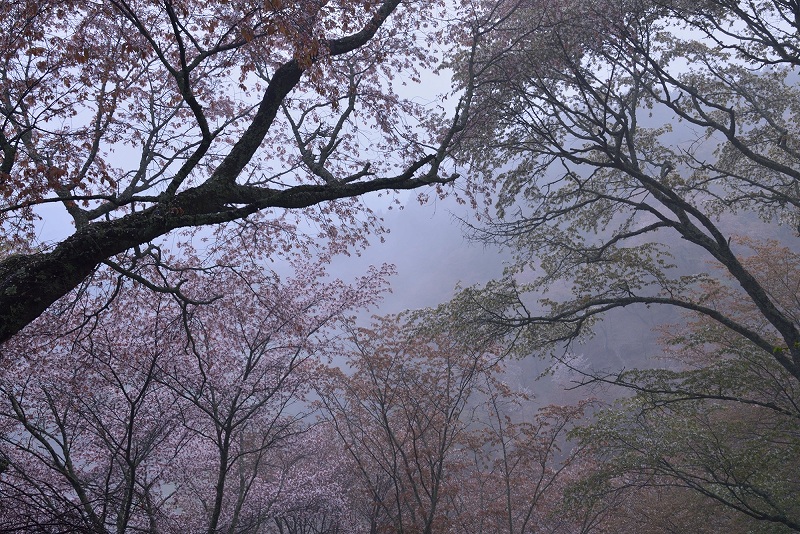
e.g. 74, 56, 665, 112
447, 0, 800, 378
440, 1, 800, 529
267, 423, 364, 534
447, 383, 596, 534
0, 238, 388, 532
0, 0, 474, 343
567, 240, 800, 532
318, 311, 598, 534
317, 313, 497, 534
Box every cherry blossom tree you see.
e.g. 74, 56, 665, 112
267, 423, 366, 534
0, 237, 389, 532
318, 311, 599, 534
317, 313, 497, 534
457, 388, 595, 534
0, 0, 476, 343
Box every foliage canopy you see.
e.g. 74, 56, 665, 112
0, 0, 472, 342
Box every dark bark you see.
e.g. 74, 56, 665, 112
0, 167, 441, 344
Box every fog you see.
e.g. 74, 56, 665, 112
326, 192, 509, 313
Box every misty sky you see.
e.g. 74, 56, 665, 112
326, 191, 510, 314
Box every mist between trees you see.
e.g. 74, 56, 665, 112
1, 0, 799, 532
